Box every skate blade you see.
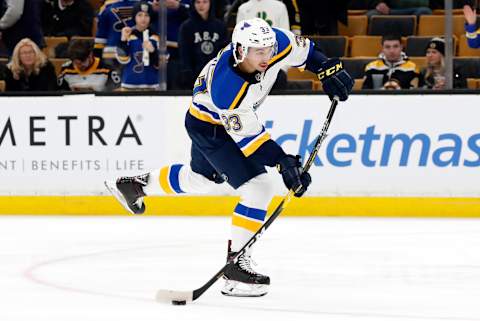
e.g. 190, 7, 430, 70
104, 180, 135, 215
221, 280, 269, 297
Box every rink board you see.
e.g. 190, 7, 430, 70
0, 195, 480, 216
0, 94, 479, 216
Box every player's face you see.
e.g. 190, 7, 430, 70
135, 11, 151, 30
382, 40, 402, 62
19, 45, 36, 67
244, 46, 275, 72
426, 48, 442, 66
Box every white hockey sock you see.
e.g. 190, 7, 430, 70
143, 164, 216, 195
230, 173, 275, 253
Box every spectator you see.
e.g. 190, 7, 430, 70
236, 0, 290, 30
366, 1, 432, 18
94, 0, 139, 60
281, 0, 301, 35
419, 37, 466, 89
151, 0, 191, 89
178, 0, 227, 89
362, 34, 419, 90
117, 1, 160, 90
42, 0, 95, 38
0, 0, 44, 55
463, 4, 480, 48
3, 38, 57, 91
58, 39, 121, 91
294, 0, 348, 35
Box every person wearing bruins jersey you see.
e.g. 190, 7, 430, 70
362, 34, 419, 90
58, 39, 121, 91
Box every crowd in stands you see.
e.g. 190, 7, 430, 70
0, 0, 479, 93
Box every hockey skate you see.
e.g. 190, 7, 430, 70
221, 250, 270, 297
104, 174, 148, 214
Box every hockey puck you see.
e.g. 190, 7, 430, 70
171, 300, 187, 305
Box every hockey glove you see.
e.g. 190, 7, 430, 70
277, 155, 312, 197
317, 58, 354, 101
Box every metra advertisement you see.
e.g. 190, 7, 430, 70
0, 95, 478, 196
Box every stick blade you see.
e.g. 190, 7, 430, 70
155, 289, 193, 303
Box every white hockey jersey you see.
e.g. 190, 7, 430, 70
236, 0, 290, 30
188, 27, 313, 158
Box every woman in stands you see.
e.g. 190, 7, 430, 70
419, 37, 466, 90
4, 38, 58, 91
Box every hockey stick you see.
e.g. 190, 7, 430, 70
156, 96, 340, 304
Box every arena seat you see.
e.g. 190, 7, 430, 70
341, 57, 376, 79
405, 36, 457, 57
287, 67, 317, 81
458, 34, 480, 56
368, 15, 417, 37
50, 58, 70, 76
309, 36, 348, 57
417, 15, 465, 37
338, 15, 368, 37
43, 36, 69, 58
350, 36, 382, 57
454, 57, 480, 79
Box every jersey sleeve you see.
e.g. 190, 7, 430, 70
271, 27, 311, 68
465, 24, 480, 49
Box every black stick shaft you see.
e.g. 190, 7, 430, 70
192, 97, 339, 301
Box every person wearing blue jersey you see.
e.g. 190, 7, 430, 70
463, 4, 480, 48
94, 0, 140, 60
106, 18, 354, 297
116, 1, 160, 90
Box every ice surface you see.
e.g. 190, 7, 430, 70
1, 215, 479, 321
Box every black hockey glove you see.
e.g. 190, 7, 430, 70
276, 155, 312, 197
317, 58, 354, 102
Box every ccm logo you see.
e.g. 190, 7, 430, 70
318, 62, 343, 80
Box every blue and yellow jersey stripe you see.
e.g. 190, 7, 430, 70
159, 165, 185, 195
211, 49, 250, 110
267, 28, 293, 69
232, 203, 267, 233
228, 81, 249, 110
237, 127, 271, 157
189, 102, 221, 125
193, 77, 208, 96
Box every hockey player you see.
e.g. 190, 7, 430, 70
105, 18, 354, 297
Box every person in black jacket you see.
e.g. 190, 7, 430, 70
0, 0, 44, 55
4, 38, 57, 91
178, 0, 227, 89
295, 0, 349, 35
42, 0, 94, 38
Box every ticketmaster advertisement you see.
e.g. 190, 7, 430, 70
0, 94, 479, 197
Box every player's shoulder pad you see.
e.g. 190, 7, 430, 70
271, 28, 293, 64
211, 49, 250, 110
